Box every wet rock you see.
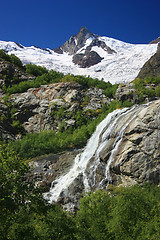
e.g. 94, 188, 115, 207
112, 100, 160, 185
57, 173, 84, 212
28, 150, 82, 192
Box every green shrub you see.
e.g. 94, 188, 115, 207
155, 85, 160, 97
10, 54, 23, 68
0, 50, 23, 68
0, 49, 10, 62
76, 184, 160, 240
25, 64, 48, 76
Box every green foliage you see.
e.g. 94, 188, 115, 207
8, 204, 76, 240
132, 77, 160, 102
0, 49, 23, 68
9, 54, 23, 68
5, 69, 64, 94
51, 104, 67, 120
109, 185, 158, 239
76, 190, 113, 240
155, 85, 160, 97
25, 64, 48, 76
0, 145, 34, 238
0, 144, 76, 240
0, 49, 11, 62
61, 74, 118, 98
4, 68, 118, 99
76, 184, 160, 240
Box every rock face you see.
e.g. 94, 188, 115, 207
72, 51, 103, 68
54, 27, 98, 55
0, 59, 34, 87
111, 100, 160, 185
84, 100, 160, 188
137, 44, 160, 78
115, 83, 138, 103
28, 150, 81, 192
40, 100, 160, 211
9, 82, 108, 134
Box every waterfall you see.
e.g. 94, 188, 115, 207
45, 104, 144, 203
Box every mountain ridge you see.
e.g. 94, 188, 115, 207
0, 27, 158, 84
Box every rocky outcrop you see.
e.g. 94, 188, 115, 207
72, 39, 116, 68
115, 83, 138, 103
73, 51, 103, 68
94, 100, 160, 187
0, 59, 34, 87
111, 100, 160, 185
9, 82, 108, 133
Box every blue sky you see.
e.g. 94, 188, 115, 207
0, 0, 160, 49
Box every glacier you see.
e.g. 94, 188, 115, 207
0, 36, 158, 84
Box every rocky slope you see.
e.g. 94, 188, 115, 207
0, 58, 35, 140
28, 99, 160, 211
8, 82, 109, 134
0, 58, 33, 88
137, 43, 160, 79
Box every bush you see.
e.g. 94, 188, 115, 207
10, 54, 23, 68
76, 184, 160, 240
25, 64, 48, 76
0, 49, 11, 61
0, 50, 23, 68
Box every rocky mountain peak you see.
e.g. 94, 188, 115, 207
54, 27, 116, 68
54, 27, 98, 55
75, 26, 98, 43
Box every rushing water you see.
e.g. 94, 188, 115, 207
46, 105, 144, 203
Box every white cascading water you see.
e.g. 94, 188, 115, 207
46, 104, 144, 203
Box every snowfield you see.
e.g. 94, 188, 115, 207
0, 36, 158, 84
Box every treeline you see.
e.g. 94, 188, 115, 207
1, 145, 160, 240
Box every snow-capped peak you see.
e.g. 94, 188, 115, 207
0, 28, 158, 84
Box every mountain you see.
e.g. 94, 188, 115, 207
0, 27, 158, 84
0, 37, 160, 216
150, 36, 160, 44
54, 26, 99, 55
137, 42, 160, 79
